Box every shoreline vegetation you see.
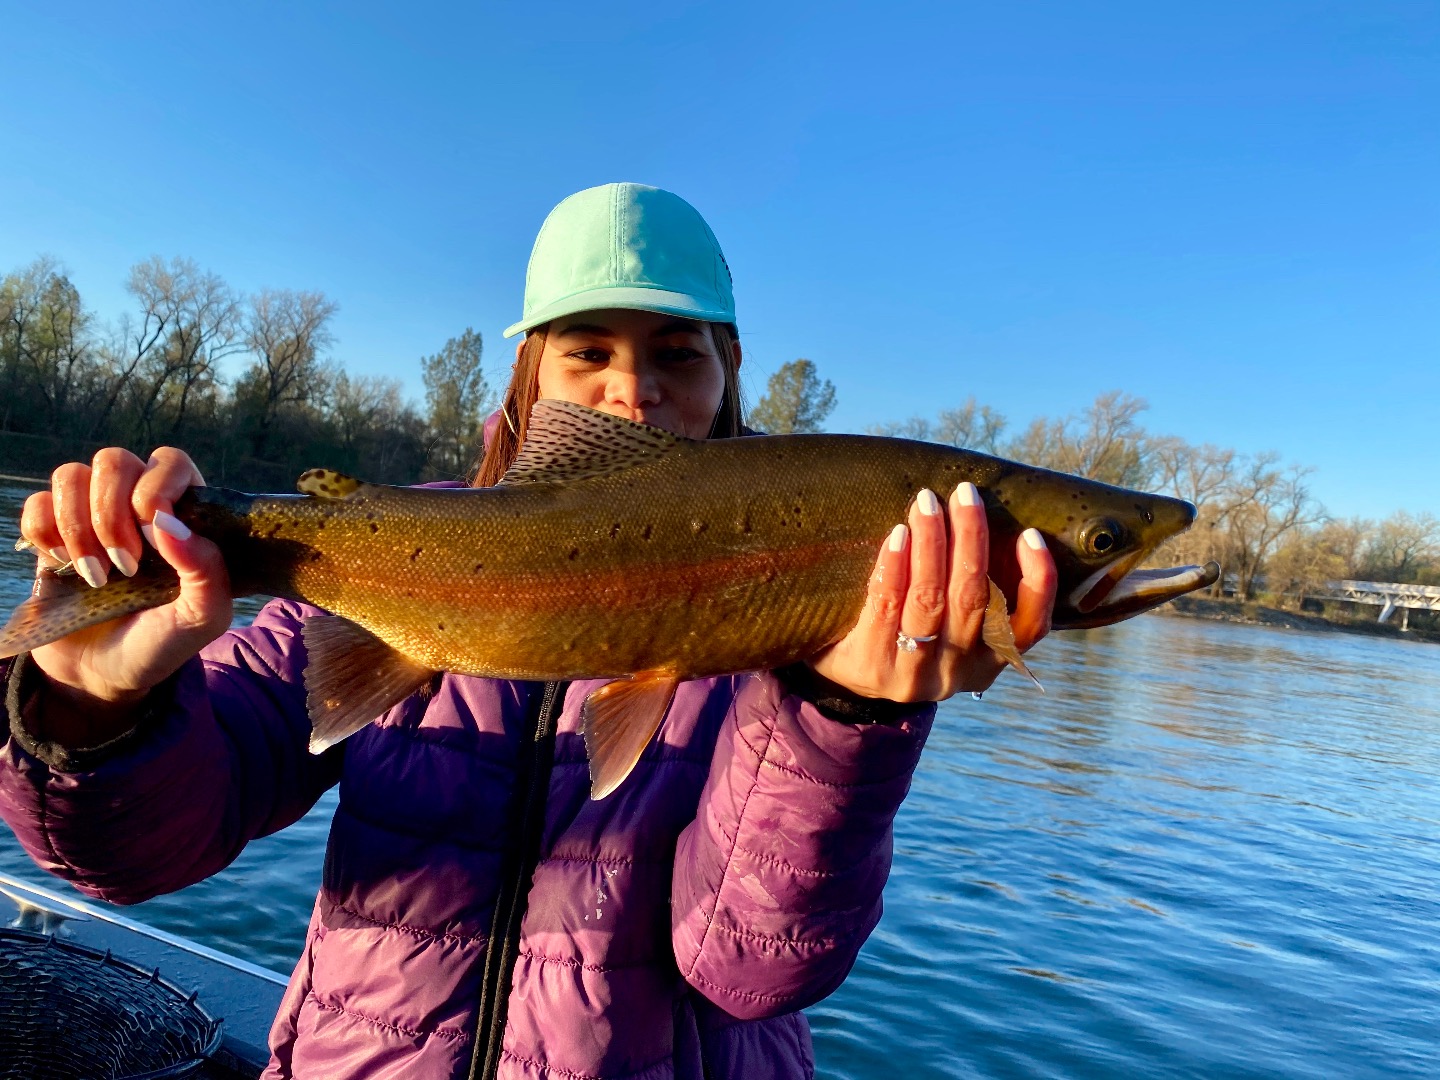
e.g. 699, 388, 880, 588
3, 255, 1436, 636
1157, 594, 1440, 646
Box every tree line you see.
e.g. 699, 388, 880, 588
7, 258, 1434, 621
0, 257, 492, 488
866, 390, 1439, 615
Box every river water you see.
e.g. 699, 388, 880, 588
0, 481, 1435, 1078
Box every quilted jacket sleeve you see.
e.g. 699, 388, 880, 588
672, 671, 934, 1019
0, 599, 342, 905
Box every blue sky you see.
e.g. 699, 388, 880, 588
2, 1, 1435, 520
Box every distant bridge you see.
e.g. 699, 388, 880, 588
1309, 580, 1440, 631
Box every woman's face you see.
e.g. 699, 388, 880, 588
531, 309, 737, 439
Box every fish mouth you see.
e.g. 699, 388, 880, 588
1063, 555, 1221, 629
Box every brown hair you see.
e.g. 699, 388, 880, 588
470, 321, 744, 487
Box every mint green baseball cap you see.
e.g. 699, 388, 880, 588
503, 183, 735, 338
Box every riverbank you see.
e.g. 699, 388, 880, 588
1158, 595, 1440, 645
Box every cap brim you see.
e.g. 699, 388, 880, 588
502, 285, 734, 338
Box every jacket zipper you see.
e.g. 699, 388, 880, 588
468, 680, 565, 1080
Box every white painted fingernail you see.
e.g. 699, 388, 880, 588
106, 545, 139, 577
140, 523, 156, 548
152, 510, 192, 541
1023, 528, 1046, 550
917, 488, 940, 516
47, 546, 70, 564
74, 555, 108, 589
955, 481, 982, 507
888, 523, 909, 551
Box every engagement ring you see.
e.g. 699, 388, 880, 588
896, 632, 938, 653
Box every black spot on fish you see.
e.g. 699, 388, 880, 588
369, 522, 379, 533
610, 522, 621, 539
473, 562, 484, 573
568, 547, 579, 560
410, 547, 423, 562
437, 622, 445, 632
641, 524, 653, 540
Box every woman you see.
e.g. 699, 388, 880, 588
0, 184, 1056, 1079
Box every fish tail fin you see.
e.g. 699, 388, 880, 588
982, 578, 1044, 693
0, 559, 181, 659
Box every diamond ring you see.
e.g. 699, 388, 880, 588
896, 632, 939, 653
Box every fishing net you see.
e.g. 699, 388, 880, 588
0, 928, 222, 1079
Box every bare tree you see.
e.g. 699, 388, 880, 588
868, 416, 934, 440
935, 398, 1007, 454
1148, 437, 1243, 576
103, 258, 243, 445
1265, 520, 1356, 607
1003, 391, 1151, 487
1360, 511, 1440, 583
869, 397, 1008, 453
328, 371, 428, 483
237, 288, 338, 459
1222, 454, 1321, 601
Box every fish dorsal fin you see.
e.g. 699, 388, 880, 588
297, 469, 366, 500
499, 400, 687, 487
303, 615, 436, 753
582, 669, 681, 799
981, 579, 1044, 692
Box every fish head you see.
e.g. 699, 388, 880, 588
989, 473, 1219, 630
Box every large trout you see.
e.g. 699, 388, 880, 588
1, 401, 1218, 798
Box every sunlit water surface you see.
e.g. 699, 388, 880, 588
0, 483, 1435, 1078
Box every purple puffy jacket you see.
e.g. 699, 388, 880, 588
0, 594, 933, 1079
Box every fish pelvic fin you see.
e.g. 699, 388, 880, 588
303, 616, 436, 753
0, 557, 180, 659
582, 669, 681, 800
982, 579, 1044, 693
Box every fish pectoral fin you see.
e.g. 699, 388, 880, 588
582, 669, 681, 800
302, 616, 436, 753
981, 579, 1044, 693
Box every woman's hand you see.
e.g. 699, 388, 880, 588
808, 482, 1056, 703
19, 448, 232, 736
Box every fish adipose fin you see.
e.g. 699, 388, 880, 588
0, 557, 180, 659
499, 400, 687, 487
303, 616, 435, 753
982, 579, 1044, 692
582, 669, 681, 800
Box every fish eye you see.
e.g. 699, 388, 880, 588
1079, 517, 1124, 558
